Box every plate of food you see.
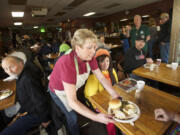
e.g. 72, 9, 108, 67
108, 99, 140, 126
0, 89, 13, 100
166, 64, 172, 68
143, 63, 156, 69
46, 54, 52, 58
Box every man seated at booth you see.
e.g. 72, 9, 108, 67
1, 56, 50, 135
123, 36, 153, 80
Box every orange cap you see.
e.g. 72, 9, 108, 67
95, 49, 110, 58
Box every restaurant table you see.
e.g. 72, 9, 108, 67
88, 85, 180, 135
132, 63, 180, 87
0, 80, 16, 110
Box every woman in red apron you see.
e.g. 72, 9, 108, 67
48, 29, 120, 135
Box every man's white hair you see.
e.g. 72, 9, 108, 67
9, 51, 27, 64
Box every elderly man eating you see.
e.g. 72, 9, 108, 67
1, 56, 50, 135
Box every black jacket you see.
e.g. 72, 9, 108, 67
16, 62, 49, 123
157, 19, 172, 43
123, 47, 146, 73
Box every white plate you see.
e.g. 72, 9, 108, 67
166, 64, 179, 68
30, 44, 40, 49
46, 54, 51, 58
0, 90, 13, 100
108, 101, 140, 126
143, 63, 156, 69
166, 64, 172, 68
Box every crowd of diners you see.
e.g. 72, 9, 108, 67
0, 12, 179, 135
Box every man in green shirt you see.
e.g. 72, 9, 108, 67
127, 15, 150, 55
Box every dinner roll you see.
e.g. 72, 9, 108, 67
109, 99, 122, 110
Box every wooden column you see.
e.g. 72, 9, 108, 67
0, 32, 2, 55
169, 0, 180, 63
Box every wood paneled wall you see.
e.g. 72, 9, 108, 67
98, 0, 173, 24
169, 0, 180, 63
64, 0, 173, 32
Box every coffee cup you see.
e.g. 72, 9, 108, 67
136, 80, 145, 92
156, 59, 161, 66
171, 62, 178, 70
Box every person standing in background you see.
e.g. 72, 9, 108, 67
120, 25, 130, 54
97, 35, 111, 50
148, 18, 158, 59
157, 13, 172, 63
126, 15, 150, 55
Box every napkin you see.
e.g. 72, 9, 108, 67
3, 75, 18, 81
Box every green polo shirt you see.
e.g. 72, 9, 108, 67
130, 24, 150, 54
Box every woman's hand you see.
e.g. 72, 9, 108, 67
111, 91, 120, 99
110, 90, 122, 100
96, 113, 115, 124
111, 93, 123, 101
154, 108, 174, 122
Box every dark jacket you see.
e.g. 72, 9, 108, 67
157, 19, 172, 43
38, 44, 52, 56
16, 62, 49, 123
123, 47, 146, 73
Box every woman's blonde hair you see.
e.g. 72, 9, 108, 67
71, 29, 97, 49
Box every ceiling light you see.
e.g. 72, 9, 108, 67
83, 12, 96, 17
11, 12, 24, 17
142, 15, 150, 18
14, 22, 23, 26
120, 18, 128, 22
33, 26, 39, 29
